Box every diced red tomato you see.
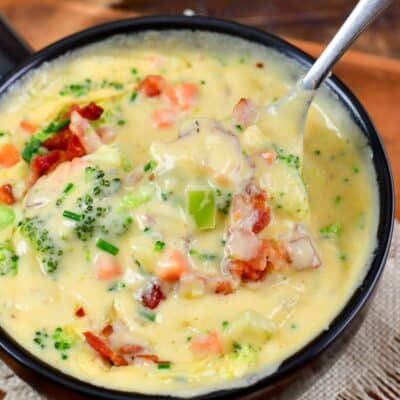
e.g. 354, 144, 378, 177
164, 83, 198, 111
141, 282, 165, 309
19, 120, 38, 134
0, 184, 15, 205
42, 129, 72, 151
83, 331, 127, 366
156, 249, 189, 282
74, 307, 86, 318
0, 143, 20, 168
191, 331, 223, 355
152, 108, 176, 128
138, 75, 166, 97
232, 98, 259, 128
94, 253, 122, 281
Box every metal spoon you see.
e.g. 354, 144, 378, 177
259, 0, 394, 160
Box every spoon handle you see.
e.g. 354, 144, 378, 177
301, 0, 394, 90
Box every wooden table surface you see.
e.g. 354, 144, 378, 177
0, 0, 399, 221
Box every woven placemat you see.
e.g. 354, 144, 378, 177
0, 224, 398, 400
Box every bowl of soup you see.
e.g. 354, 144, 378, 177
0, 16, 393, 400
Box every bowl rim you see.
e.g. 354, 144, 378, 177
0, 14, 394, 400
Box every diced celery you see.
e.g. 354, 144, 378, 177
0, 205, 15, 229
185, 188, 216, 230
120, 184, 155, 209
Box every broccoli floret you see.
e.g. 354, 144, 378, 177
19, 217, 63, 273
0, 240, 18, 276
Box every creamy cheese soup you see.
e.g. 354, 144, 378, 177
0, 31, 378, 396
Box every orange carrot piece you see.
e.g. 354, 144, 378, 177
94, 253, 122, 280
152, 108, 176, 129
191, 331, 223, 354
164, 83, 198, 111
0, 143, 20, 167
156, 249, 189, 282
20, 120, 38, 134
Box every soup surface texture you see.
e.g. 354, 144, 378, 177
0, 31, 377, 396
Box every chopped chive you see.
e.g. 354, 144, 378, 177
130, 92, 138, 102
222, 321, 229, 330
314, 149, 321, 156
157, 362, 171, 370
138, 308, 156, 322
200, 79, 206, 85
96, 239, 119, 255
131, 67, 138, 75
62, 210, 82, 222
144, 160, 157, 173
235, 124, 243, 132
63, 183, 74, 194
290, 323, 298, 330
233, 342, 242, 351
186, 336, 192, 342
339, 253, 347, 261
334, 195, 342, 205
154, 241, 165, 252
143, 227, 150, 233
117, 119, 126, 126
352, 165, 360, 173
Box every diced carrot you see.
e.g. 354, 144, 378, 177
138, 75, 166, 97
94, 253, 122, 280
0, 143, 20, 168
191, 331, 223, 355
19, 120, 38, 134
152, 108, 176, 128
156, 249, 189, 282
164, 83, 198, 111
260, 150, 276, 165
0, 184, 15, 205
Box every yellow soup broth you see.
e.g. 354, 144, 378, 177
0, 31, 377, 396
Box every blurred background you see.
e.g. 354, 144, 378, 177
0, 0, 399, 57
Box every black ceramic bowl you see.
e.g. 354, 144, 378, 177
0, 15, 394, 400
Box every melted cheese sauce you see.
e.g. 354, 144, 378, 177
0, 31, 377, 396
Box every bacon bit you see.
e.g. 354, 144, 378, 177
31, 150, 67, 178
245, 185, 270, 234
119, 344, 144, 354
214, 279, 234, 295
228, 259, 268, 282
256, 62, 264, 69
0, 184, 15, 205
138, 75, 166, 97
135, 354, 160, 363
67, 134, 86, 158
264, 240, 292, 270
20, 120, 38, 134
0, 143, 20, 168
76, 102, 104, 120
74, 307, 86, 318
232, 98, 259, 128
101, 324, 114, 337
83, 331, 127, 366
260, 150, 276, 165
42, 129, 72, 151
141, 282, 165, 310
